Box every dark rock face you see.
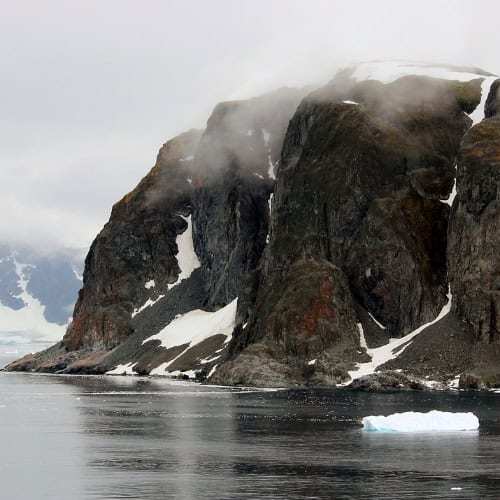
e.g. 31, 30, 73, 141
346, 372, 427, 392
63, 129, 202, 352
346, 195, 449, 336
215, 74, 477, 385
448, 118, 500, 345
485, 79, 500, 118
192, 89, 306, 310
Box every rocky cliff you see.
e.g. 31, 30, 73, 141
7, 63, 500, 390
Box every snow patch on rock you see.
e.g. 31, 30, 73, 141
144, 299, 237, 350
262, 128, 276, 180
132, 294, 165, 318
357, 323, 368, 350
344, 289, 452, 384
168, 215, 201, 290
443, 77, 498, 206
368, 311, 386, 330
106, 362, 137, 376
468, 76, 499, 126
145, 299, 237, 378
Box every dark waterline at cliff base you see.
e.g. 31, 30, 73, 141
0, 373, 499, 499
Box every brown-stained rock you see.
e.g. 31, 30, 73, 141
213, 259, 366, 386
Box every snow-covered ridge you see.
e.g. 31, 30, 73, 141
0, 251, 79, 343
350, 61, 495, 85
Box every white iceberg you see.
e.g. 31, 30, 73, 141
362, 410, 479, 432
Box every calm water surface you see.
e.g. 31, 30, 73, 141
0, 370, 498, 499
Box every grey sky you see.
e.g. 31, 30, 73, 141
1, 0, 499, 253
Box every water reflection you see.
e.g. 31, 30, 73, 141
1, 373, 499, 500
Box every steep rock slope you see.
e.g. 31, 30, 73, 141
447, 116, 500, 385
7, 88, 305, 375
213, 64, 495, 387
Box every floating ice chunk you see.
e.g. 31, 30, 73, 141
362, 410, 479, 432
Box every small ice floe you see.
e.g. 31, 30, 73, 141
362, 410, 479, 432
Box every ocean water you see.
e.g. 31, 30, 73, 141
0, 370, 499, 499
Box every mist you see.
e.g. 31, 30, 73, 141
1, 0, 499, 253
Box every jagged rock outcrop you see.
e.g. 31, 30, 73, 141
445, 117, 500, 385
64, 129, 203, 352
215, 71, 481, 386
448, 118, 500, 344
192, 89, 306, 313
7, 88, 305, 375
485, 79, 500, 118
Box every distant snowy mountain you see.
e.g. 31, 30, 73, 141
0, 245, 83, 344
